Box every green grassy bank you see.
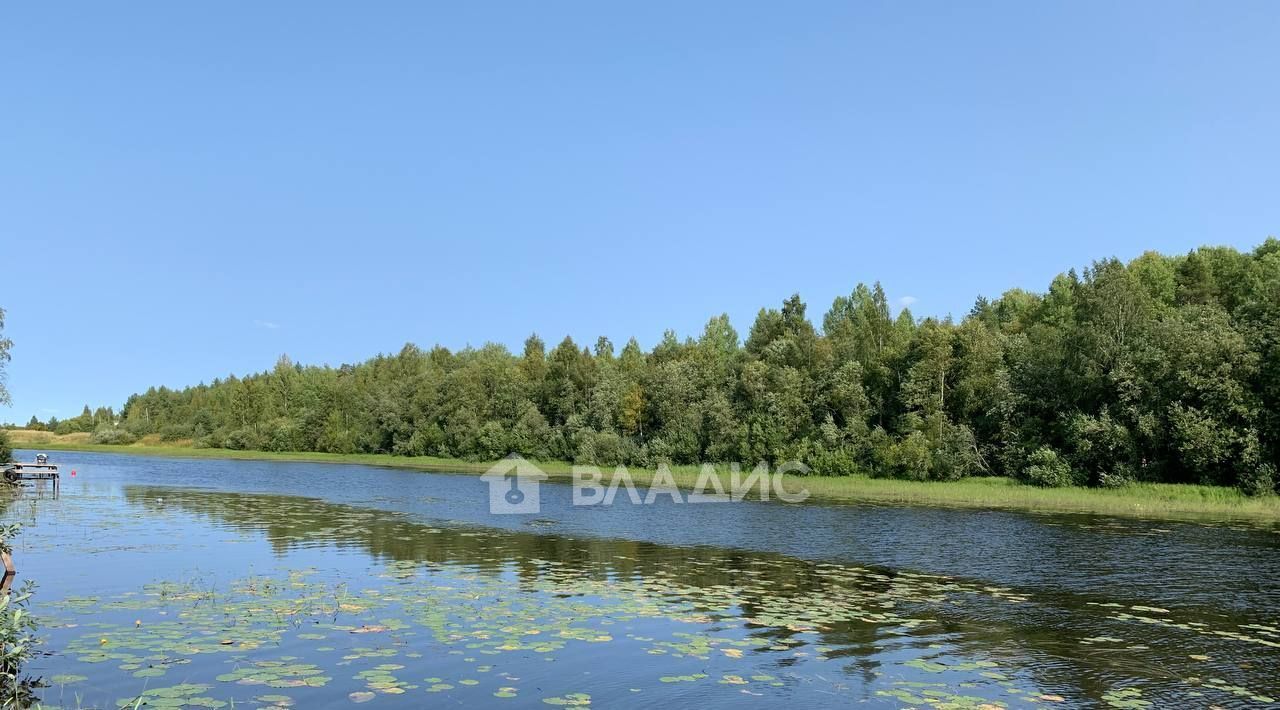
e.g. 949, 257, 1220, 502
9, 430, 1280, 521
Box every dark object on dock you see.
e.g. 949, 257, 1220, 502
3, 455, 60, 495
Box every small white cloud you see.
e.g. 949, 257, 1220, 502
897, 296, 918, 308
253, 320, 281, 330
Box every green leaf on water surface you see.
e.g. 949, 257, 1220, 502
876, 689, 927, 704
905, 659, 948, 673
659, 675, 703, 683
1101, 687, 1153, 709
144, 683, 213, 698
542, 692, 591, 706
184, 699, 228, 709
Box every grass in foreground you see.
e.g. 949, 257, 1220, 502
8, 429, 1280, 521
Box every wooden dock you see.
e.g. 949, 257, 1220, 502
3, 461, 61, 495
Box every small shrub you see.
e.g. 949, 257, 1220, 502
90, 426, 138, 445
263, 419, 302, 452
810, 447, 861, 477
508, 408, 552, 461
192, 433, 221, 449
0, 431, 10, 464
1067, 412, 1136, 487
122, 419, 155, 438
867, 427, 895, 478
395, 424, 445, 458
930, 423, 981, 481
1239, 463, 1277, 497
1098, 464, 1135, 489
888, 431, 932, 481
476, 421, 508, 462
572, 429, 598, 465
316, 426, 357, 455
223, 426, 265, 452
645, 437, 673, 467
1022, 446, 1077, 487
590, 430, 625, 466
158, 424, 194, 442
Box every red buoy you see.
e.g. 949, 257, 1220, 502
70, 470, 77, 477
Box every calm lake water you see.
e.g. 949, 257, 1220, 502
5, 450, 1280, 709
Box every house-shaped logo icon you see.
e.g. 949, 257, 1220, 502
480, 454, 549, 514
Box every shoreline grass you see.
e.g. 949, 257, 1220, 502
8, 429, 1279, 522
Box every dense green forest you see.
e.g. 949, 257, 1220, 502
29, 242, 1280, 494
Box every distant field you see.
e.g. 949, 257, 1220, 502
7, 429, 1279, 521
9, 430, 92, 445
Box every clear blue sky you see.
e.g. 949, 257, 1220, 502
2, 2, 1278, 423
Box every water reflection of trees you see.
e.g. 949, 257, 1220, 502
121, 486, 1280, 705
122, 485, 868, 597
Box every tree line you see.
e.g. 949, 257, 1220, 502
39, 242, 1280, 493
0, 307, 12, 463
